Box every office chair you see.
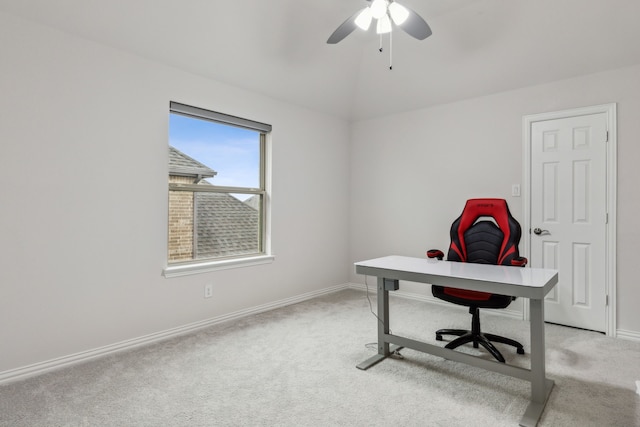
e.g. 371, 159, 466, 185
427, 198, 527, 363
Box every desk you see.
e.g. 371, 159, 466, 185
355, 255, 558, 427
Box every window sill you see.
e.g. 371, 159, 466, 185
163, 255, 275, 278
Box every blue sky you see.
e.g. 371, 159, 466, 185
169, 113, 260, 189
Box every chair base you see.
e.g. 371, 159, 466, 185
435, 307, 525, 363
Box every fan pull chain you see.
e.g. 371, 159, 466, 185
377, 32, 393, 71
389, 30, 393, 70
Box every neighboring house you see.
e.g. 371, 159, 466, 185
168, 146, 260, 262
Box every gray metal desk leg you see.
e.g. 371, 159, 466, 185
357, 277, 400, 370
520, 298, 554, 427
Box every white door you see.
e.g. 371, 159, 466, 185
530, 112, 608, 332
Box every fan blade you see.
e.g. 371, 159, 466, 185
327, 8, 366, 44
398, 5, 432, 40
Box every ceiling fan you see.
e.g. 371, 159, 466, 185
327, 0, 432, 45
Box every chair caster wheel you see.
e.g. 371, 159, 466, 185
436, 335, 443, 341
517, 347, 525, 355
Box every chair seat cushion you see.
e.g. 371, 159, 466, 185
432, 285, 513, 309
444, 288, 492, 301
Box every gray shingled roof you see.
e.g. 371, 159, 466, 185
169, 146, 217, 180
195, 192, 260, 258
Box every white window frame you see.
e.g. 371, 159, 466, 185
163, 102, 273, 278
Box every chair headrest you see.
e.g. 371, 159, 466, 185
452, 198, 520, 265
457, 199, 511, 235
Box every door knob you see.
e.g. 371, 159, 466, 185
533, 227, 549, 235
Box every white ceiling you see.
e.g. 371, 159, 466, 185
2, 0, 640, 121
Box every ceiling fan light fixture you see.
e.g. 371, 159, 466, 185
370, 0, 388, 20
355, 7, 373, 30
388, 2, 409, 25
326, 0, 432, 71
376, 14, 392, 34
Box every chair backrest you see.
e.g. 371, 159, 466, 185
447, 198, 522, 266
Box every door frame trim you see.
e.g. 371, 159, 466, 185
522, 103, 617, 336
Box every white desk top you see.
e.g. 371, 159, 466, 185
355, 255, 558, 299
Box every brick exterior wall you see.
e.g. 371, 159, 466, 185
168, 175, 195, 262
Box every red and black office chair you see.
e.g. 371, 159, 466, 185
427, 198, 527, 363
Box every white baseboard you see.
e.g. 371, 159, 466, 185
616, 329, 640, 342
0, 283, 350, 385
4, 282, 637, 385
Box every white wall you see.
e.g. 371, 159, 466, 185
350, 64, 640, 336
0, 12, 351, 374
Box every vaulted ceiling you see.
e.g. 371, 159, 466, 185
2, 0, 640, 121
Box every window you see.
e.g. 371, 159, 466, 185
164, 102, 272, 277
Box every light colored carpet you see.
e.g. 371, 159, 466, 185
1, 289, 639, 426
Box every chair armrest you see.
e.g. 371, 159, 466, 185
511, 256, 528, 267
427, 249, 444, 260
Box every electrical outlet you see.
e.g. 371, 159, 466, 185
204, 284, 213, 298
